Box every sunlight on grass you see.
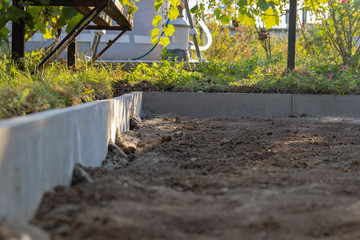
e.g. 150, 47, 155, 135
1, 21, 360, 120
0, 58, 115, 120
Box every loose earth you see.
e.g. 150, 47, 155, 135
32, 116, 360, 240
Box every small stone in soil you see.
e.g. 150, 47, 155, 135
102, 144, 129, 170
115, 134, 138, 155
53, 225, 70, 236
221, 138, 232, 144
130, 116, 142, 130
71, 164, 93, 187
161, 135, 172, 143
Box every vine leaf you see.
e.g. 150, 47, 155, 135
0, 27, 10, 36
190, 5, 199, 13
152, 15, 162, 27
43, 28, 53, 39
164, 24, 175, 36
238, 12, 255, 26
261, 8, 279, 28
119, 0, 130, 5
214, 8, 222, 19
151, 28, 160, 44
154, 0, 163, 12
257, 0, 269, 11
169, 0, 181, 6
168, 6, 179, 20
65, 14, 82, 33
160, 36, 170, 46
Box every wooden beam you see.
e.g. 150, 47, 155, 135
73, 6, 112, 26
92, 29, 127, 62
38, 3, 107, 69
67, 40, 76, 68
85, 25, 127, 30
31, 0, 132, 29
12, 3, 25, 69
104, 0, 132, 29
30, 0, 109, 7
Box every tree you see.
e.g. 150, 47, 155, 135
306, 0, 360, 66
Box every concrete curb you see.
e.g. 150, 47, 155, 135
143, 92, 360, 118
292, 94, 360, 118
0, 92, 142, 222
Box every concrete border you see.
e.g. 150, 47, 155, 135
143, 92, 292, 118
292, 94, 360, 118
143, 92, 360, 118
0, 92, 142, 222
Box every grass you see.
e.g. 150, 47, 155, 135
1, 23, 360, 120
0, 57, 115, 119
2, 56, 360, 120
116, 57, 360, 95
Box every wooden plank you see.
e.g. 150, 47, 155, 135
67, 40, 76, 68
73, 6, 112, 26
31, 0, 109, 7
85, 25, 127, 30
12, 9, 25, 69
92, 30, 127, 62
31, 0, 132, 29
38, 4, 105, 68
104, 0, 133, 29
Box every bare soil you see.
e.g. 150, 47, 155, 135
32, 116, 360, 240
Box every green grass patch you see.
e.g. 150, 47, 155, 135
1, 57, 360, 120
0, 58, 115, 119
116, 58, 360, 95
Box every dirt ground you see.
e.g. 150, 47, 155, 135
32, 115, 360, 240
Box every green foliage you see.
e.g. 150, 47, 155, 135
202, 20, 260, 62
302, 0, 360, 66
0, 0, 292, 50
0, 2, 82, 42
0, 0, 181, 50
151, 0, 180, 46
201, 0, 287, 29
119, 61, 203, 90
116, 23, 360, 95
0, 57, 115, 119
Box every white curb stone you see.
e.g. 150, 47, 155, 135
0, 92, 142, 222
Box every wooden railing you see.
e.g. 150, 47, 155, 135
12, 0, 133, 69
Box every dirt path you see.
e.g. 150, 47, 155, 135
32, 116, 360, 240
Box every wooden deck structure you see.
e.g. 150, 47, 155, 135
12, 0, 133, 69
12, 0, 299, 70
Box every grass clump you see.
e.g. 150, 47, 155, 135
118, 61, 203, 91
0, 58, 115, 120
116, 58, 360, 95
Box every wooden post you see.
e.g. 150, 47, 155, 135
11, 2, 25, 69
67, 40, 77, 69
287, 0, 297, 70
